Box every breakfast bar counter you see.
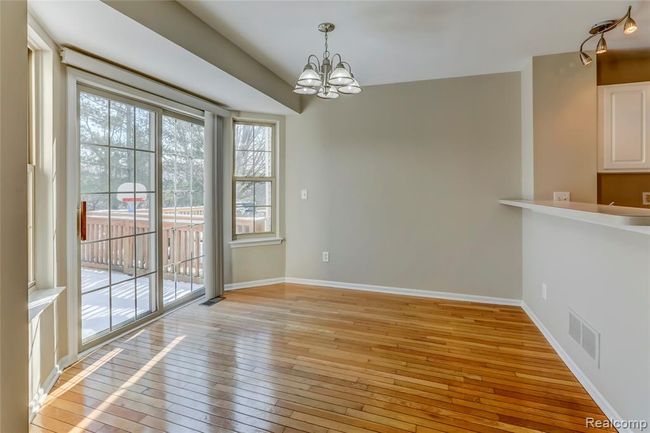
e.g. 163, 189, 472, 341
500, 199, 650, 234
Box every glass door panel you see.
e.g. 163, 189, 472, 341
79, 89, 157, 345
161, 114, 205, 305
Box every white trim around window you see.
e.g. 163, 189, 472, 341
230, 116, 284, 247
27, 19, 54, 293
229, 236, 284, 248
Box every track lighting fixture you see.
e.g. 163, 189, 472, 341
578, 5, 639, 66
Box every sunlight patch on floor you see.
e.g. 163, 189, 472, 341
72, 336, 185, 431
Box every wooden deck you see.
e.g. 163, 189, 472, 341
31, 284, 614, 433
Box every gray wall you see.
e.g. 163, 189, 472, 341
523, 210, 650, 428
285, 73, 523, 299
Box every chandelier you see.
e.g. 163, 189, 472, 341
293, 22, 361, 99
578, 5, 638, 66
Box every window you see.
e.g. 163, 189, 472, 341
233, 122, 275, 237
27, 48, 36, 288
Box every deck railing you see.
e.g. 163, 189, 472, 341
82, 207, 204, 282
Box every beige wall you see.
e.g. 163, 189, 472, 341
533, 52, 598, 202
229, 246, 285, 283
0, 0, 29, 431
223, 112, 286, 284
29, 298, 67, 412
521, 58, 534, 200
285, 73, 523, 299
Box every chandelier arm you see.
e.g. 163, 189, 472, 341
340, 61, 353, 73
307, 54, 321, 72
331, 53, 343, 66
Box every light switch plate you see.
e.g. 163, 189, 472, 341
553, 192, 571, 202
300, 189, 308, 200
643, 192, 650, 206
322, 251, 329, 263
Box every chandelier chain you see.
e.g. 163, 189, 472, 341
323, 31, 330, 58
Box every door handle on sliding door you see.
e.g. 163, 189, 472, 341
79, 201, 87, 241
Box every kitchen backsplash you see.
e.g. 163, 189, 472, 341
597, 173, 650, 208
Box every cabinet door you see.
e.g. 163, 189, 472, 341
599, 82, 650, 171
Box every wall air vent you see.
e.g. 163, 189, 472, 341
568, 309, 600, 367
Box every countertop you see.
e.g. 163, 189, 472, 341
499, 199, 650, 234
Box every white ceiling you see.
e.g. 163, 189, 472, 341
180, 0, 650, 87
29, 0, 295, 114
29, 1, 649, 114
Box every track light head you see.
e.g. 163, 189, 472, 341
596, 35, 608, 54
579, 51, 593, 66
624, 15, 638, 34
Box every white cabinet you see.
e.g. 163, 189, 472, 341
598, 81, 650, 171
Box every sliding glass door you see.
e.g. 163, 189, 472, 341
78, 87, 204, 347
161, 114, 205, 305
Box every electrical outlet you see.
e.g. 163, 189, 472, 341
643, 192, 650, 206
542, 283, 547, 301
301, 189, 308, 200
322, 251, 329, 263
553, 192, 570, 202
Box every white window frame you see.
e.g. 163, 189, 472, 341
27, 17, 64, 298
231, 119, 278, 240
27, 47, 37, 289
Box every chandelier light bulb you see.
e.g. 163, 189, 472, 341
296, 64, 322, 87
293, 84, 318, 95
317, 86, 340, 99
329, 63, 354, 86
338, 78, 362, 95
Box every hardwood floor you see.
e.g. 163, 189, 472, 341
31, 284, 615, 433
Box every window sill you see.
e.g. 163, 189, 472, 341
229, 237, 284, 248
29, 286, 65, 322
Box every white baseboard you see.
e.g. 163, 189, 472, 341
29, 354, 76, 420
284, 277, 522, 306
224, 276, 520, 306
521, 302, 630, 433
224, 277, 285, 291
